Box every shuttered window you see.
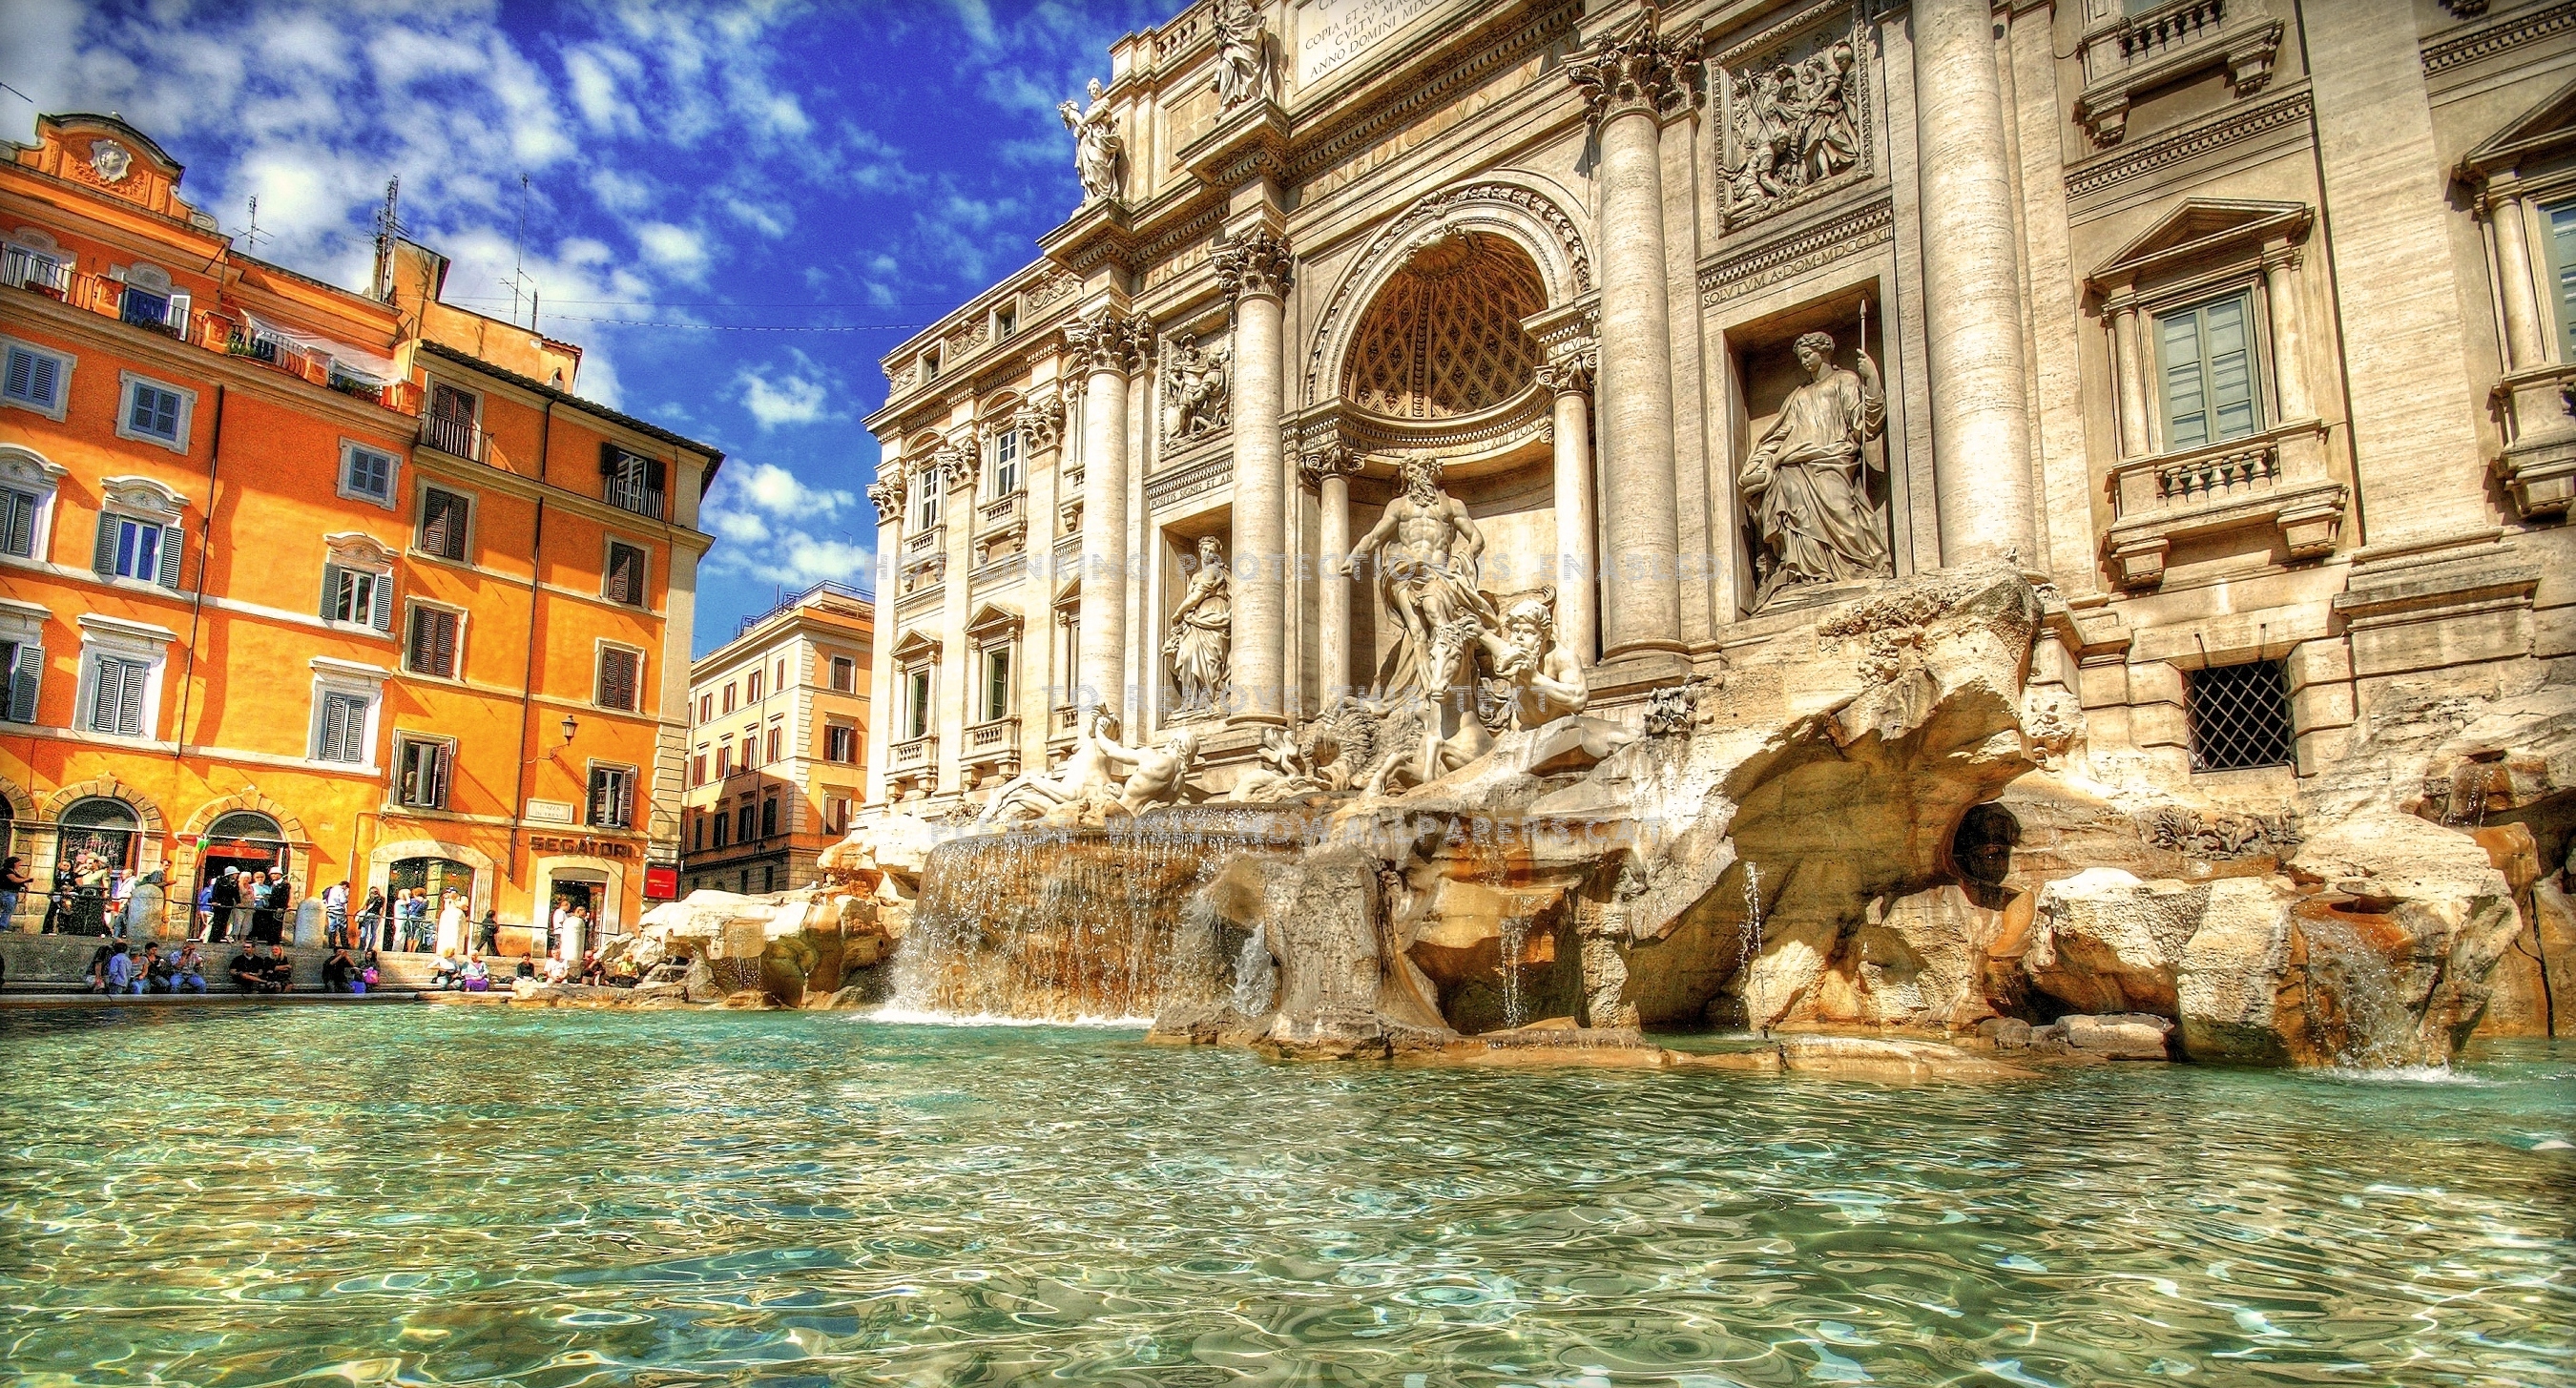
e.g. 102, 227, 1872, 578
2, 344, 63, 412
341, 445, 395, 505
825, 724, 856, 762
761, 798, 779, 838
829, 655, 855, 692
2155, 292, 2261, 451
397, 737, 451, 808
86, 655, 149, 736
323, 566, 394, 632
766, 725, 782, 762
125, 382, 184, 442
2551, 199, 2576, 363
605, 541, 648, 607
317, 691, 369, 763
596, 647, 641, 712
588, 765, 635, 829
418, 487, 470, 561
2, 640, 39, 723
0, 486, 36, 557
94, 514, 181, 589
406, 607, 460, 678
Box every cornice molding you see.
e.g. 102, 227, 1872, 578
2065, 88, 2313, 202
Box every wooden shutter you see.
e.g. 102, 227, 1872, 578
409, 608, 457, 677
322, 694, 363, 762
321, 563, 345, 621
156, 523, 181, 589
93, 657, 144, 736
599, 442, 621, 477
93, 514, 119, 577
421, 488, 467, 560
6, 642, 38, 723
370, 572, 394, 632
3, 347, 30, 402
0, 488, 32, 557
599, 649, 638, 710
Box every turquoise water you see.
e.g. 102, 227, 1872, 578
1, 1007, 2569, 1387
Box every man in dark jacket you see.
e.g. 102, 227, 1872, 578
208, 868, 240, 943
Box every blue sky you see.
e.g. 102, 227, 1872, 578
0, 0, 1172, 654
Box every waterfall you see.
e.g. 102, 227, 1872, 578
887, 810, 1303, 1023
1499, 915, 1529, 1029
2299, 916, 2418, 1069
1231, 922, 1276, 1017
1736, 860, 1766, 974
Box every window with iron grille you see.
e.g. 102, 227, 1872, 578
2185, 660, 2294, 773
588, 764, 635, 829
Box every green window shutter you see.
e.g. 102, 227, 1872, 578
0, 487, 33, 557
93, 514, 120, 578
321, 563, 344, 621
156, 523, 181, 589
6, 642, 39, 723
370, 572, 395, 632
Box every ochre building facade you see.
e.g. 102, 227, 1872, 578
858, 0, 2576, 838
0, 114, 718, 945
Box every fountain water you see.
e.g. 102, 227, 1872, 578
1231, 922, 1277, 1017
1498, 915, 1530, 1029
2298, 915, 2419, 1070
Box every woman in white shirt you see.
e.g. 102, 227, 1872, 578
435, 891, 468, 957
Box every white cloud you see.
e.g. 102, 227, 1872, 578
737, 359, 850, 429
701, 462, 872, 590
635, 221, 710, 280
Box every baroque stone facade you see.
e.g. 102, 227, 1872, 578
860, 0, 2576, 877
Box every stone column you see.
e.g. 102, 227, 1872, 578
933, 444, 976, 797
1537, 348, 1600, 663
1216, 230, 1294, 723
1065, 307, 1148, 714
1913, 0, 2035, 566
2108, 298, 2151, 460
2261, 249, 2314, 422
1569, 11, 1692, 657
2489, 186, 2546, 372
862, 471, 905, 804
1301, 446, 1361, 699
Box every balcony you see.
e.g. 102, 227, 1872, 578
2104, 420, 2345, 589
605, 472, 668, 520
904, 524, 945, 558
891, 734, 937, 767
2073, 0, 2281, 147
977, 489, 1023, 532
2, 246, 70, 296
419, 411, 487, 461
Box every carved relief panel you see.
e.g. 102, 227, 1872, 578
1714, 4, 1873, 232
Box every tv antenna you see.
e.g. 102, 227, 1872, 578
239, 196, 271, 256
369, 176, 406, 301
507, 173, 544, 332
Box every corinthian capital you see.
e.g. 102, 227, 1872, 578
1298, 443, 1362, 490
1011, 395, 1066, 451
866, 475, 906, 524
1536, 344, 1597, 398
1568, 3, 1700, 130
1062, 306, 1153, 377
1214, 229, 1294, 301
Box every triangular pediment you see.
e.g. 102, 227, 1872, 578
2088, 199, 2311, 291
965, 603, 1022, 639
889, 628, 942, 662
2462, 74, 2576, 176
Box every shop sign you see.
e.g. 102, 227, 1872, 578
528, 835, 639, 860
645, 864, 678, 901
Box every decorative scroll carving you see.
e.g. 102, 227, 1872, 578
1567, 3, 1700, 131
1535, 345, 1597, 398
1011, 396, 1065, 452
1162, 333, 1232, 440
1715, 7, 1869, 230
2134, 805, 2302, 860
1213, 228, 1294, 300
1298, 444, 1364, 491
1058, 78, 1124, 204
1062, 307, 1153, 377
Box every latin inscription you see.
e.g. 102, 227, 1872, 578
1298, 0, 1443, 90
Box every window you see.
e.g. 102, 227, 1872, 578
605, 540, 649, 607
829, 654, 856, 692
0, 486, 38, 558
716, 744, 734, 778
118, 376, 191, 450
766, 725, 782, 763
698, 693, 714, 723
825, 723, 857, 763
2184, 660, 2295, 773
2, 638, 41, 723
597, 646, 641, 711
588, 765, 635, 829
981, 646, 1012, 722
85, 654, 150, 736
397, 736, 451, 808
119, 281, 187, 335
904, 667, 931, 740
418, 487, 471, 561
776, 658, 787, 691
2155, 292, 2260, 451
921, 346, 941, 383
2551, 199, 2576, 363
747, 669, 764, 702
692, 753, 708, 786
693, 814, 705, 851
740, 732, 757, 769
93, 513, 181, 589
722, 682, 737, 714
323, 564, 395, 632
1, 341, 69, 418
736, 803, 756, 842
316, 691, 370, 763
599, 445, 667, 520
406, 607, 460, 678
711, 808, 728, 848
825, 796, 852, 834
993, 302, 1018, 340
990, 428, 1022, 497
2, 241, 66, 294
913, 468, 943, 530
425, 383, 479, 458
761, 798, 779, 838
338, 442, 397, 507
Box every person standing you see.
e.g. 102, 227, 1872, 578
357, 886, 387, 953
435, 891, 467, 958
322, 880, 350, 949
72, 851, 111, 936
401, 890, 431, 952
207, 868, 240, 943
475, 908, 499, 955
0, 854, 31, 929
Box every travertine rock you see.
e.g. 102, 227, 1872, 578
2025, 868, 2205, 1016
2174, 879, 2297, 1063
2061, 1012, 2173, 1059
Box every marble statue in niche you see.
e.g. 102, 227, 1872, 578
1344, 453, 1496, 697
1720, 32, 1863, 224
1163, 332, 1232, 439
1739, 328, 1891, 611
1165, 535, 1233, 718
1213, 0, 1278, 112
1059, 78, 1123, 204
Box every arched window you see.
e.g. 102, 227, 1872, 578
59, 797, 140, 873
207, 811, 281, 842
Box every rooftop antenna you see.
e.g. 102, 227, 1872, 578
369, 176, 405, 302
239, 196, 271, 257
510, 172, 530, 329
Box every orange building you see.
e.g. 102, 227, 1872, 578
678, 581, 874, 896
0, 114, 718, 950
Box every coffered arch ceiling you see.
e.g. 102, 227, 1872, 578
1340, 230, 1547, 420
